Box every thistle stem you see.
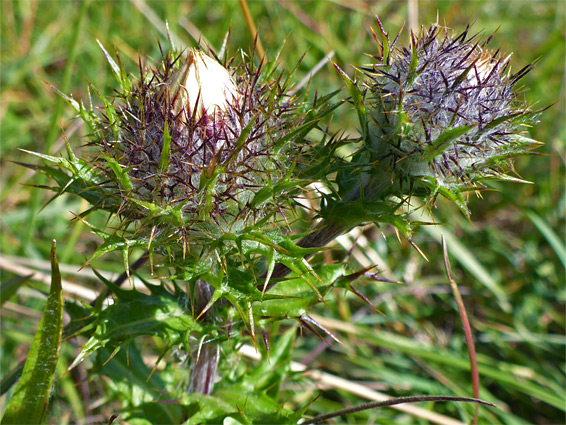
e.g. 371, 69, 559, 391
188, 279, 219, 394
264, 173, 393, 285
189, 341, 219, 394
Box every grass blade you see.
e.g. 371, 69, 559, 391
443, 236, 481, 424
22, 0, 89, 252
523, 208, 566, 268
411, 206, 511, 312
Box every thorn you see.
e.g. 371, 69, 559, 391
408, 238, 429, 262
301, 314, 341, 344
348, 283, 383, 315
262, 327, 270, 363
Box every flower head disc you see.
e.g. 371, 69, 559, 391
166, 49, 240, 123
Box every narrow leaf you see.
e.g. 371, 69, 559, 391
334, 63, 368, 139
2, 241, 64, 424
423, 125, 475, 161
97, 40, 125, 91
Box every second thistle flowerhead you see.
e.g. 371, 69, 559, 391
363, 19, 540, 208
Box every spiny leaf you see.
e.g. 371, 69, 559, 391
423, 125, 476, 161
94, 344, 183, 424
334, 63, 368, 139
253, 264, 346, 318
103, 155, 132, 191
159, 121, 172, 172
183, 387, 300, 424
96, 40, 131, 94
67, 288, 202, 372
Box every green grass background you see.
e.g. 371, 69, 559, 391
1, 0, 564, 423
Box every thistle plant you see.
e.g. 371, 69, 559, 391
29, 44, 338, 276
19, 37, 348, 411
6, 14, 548, 424
364, 20, 539, 204
67, 48, 295, 260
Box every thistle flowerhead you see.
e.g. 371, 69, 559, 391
34, 46, 332, 267
114, 49, 266, 214
363, 19, 540, 210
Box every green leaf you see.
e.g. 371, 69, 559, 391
46, 82, 99, 133
245, 326, 296, 395
479, 108, 543, 134
20, 149, 119, 210
87, 81, 119, 141
320, 196, 402, 230
0, 274, 32, 306
87, 233, 149, 264
249, 178, 302, 209
67, 286, 202, 371
423, 125, 476, 161
184, 388, 299, 424
2, 241, 64, 424
523, 209, 566, 268
94, 344, 183, 424
183, 329, 303, 424
104, 155, 132, 191
334, 64, 368, 139
254, 264, 346, 318
405, 33, 420, 86
0, 365, 23, 398
96, 40, 131, 94
419, 177, 471, 216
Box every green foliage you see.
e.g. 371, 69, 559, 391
1, 1, 564, 424
181, 328, 305, 424
67, 279, 203, 372
2, 242, 63, 424
0, 274, 32, 307
93, 344, 184, 424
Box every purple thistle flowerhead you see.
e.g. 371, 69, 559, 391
364, 19, 540, 207
33, 43, 336, 264
113, 50, 260, 206
96, 48, 292, 241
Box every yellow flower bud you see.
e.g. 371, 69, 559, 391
167, 49, 239, 122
